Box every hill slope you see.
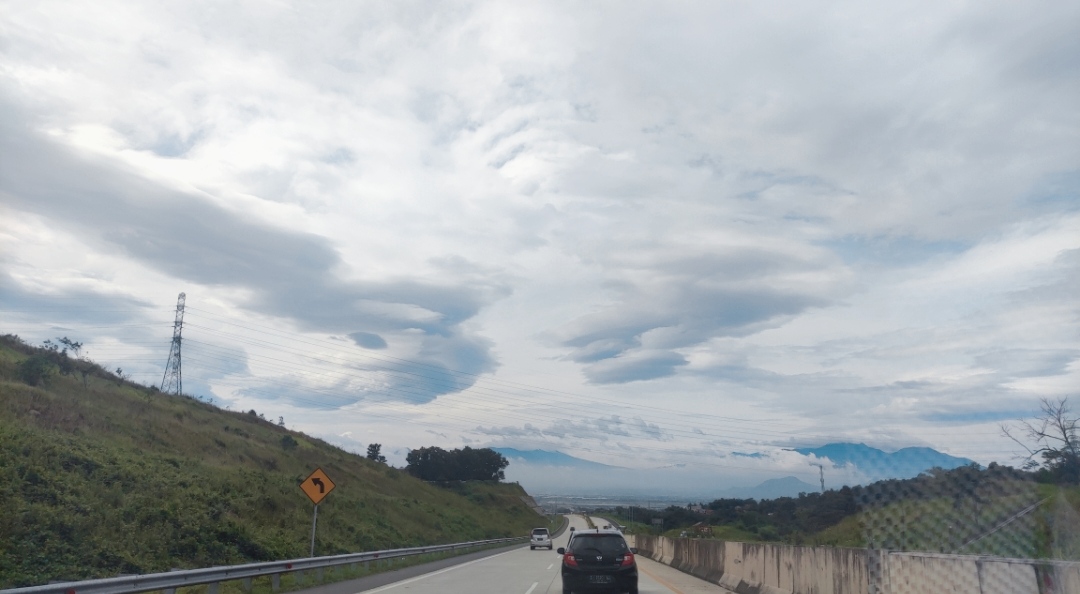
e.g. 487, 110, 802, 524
0, 335, 544, 588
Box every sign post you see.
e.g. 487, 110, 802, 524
300, 467, 336, 557
309, 504, 319, 557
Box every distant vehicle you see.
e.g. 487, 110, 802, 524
530, 527, 553, 550
557, 528, 638, 594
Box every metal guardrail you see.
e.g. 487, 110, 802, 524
2, 537, 527, 594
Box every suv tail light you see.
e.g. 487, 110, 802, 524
619, 552, 635, 567
563, 553, 579, 568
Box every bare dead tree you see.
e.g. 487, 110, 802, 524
1002, 397, 1080, 483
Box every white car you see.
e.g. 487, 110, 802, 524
530, 527, 552, 550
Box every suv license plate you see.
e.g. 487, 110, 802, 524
588, 575, 614, 584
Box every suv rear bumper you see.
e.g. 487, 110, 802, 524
561, 569, 637, 592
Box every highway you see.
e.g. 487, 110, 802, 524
299, 515, 731, 594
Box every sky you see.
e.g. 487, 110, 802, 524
2, 1, 1078, 494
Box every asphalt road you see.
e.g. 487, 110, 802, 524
297, 515, 732, 594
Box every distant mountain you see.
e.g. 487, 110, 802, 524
494, 443, 975, 500
794, 442, 974, 479
717, 476, 820, 500
493, 448, 623, 470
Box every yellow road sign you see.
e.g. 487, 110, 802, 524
300, 467, 336, 505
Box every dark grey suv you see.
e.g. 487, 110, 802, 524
557, 529, 638, 594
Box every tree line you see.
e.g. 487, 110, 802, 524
405, 446, 509, 482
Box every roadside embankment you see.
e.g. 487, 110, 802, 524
631, 535, 1080, 594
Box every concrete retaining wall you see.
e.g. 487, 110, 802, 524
631, 535, 1079, 594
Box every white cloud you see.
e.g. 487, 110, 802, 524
2, 0, 1078, 494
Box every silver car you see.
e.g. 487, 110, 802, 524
530, 527, 552, 550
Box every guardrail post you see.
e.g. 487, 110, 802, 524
316, 568, 323, 582
295, 570, 304, 586
271, 574, 280, 591
242, 578, 252, 592
207, 582, 219, 594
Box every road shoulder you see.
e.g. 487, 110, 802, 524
635, 554, 736, 594
293, 543, 526, 594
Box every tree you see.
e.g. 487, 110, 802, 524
57, 336, 83, 357
406, 446, 451, 480
1002, 397, 1080, 484
366, 443, 387, 464
18, 355, 55, 386
405, 446, 508, 481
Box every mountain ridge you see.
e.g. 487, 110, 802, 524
493, 447, 624, 470
793, 442, 974, 479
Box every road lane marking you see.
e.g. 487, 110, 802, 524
357, 549, 517, 593
638, 563, 687, 594
546, 563, 553, 570
525, 582, 537, 594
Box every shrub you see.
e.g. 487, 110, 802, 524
19, 356, 55, 386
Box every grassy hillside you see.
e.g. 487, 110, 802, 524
0, 335, 548, 588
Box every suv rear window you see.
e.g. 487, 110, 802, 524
532, 528, 549, 535
568, 534, 628, 555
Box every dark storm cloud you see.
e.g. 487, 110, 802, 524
0, 109, 497, 404
583, 351, 688, 384
564, 288, 823, 356
557, 249, 833, 383
349, 332, 388, 349
347, 330, 496, 403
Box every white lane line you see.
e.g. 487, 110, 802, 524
357, 549, 518, 593
525, 582, 538, 594
546, 563, 553, 570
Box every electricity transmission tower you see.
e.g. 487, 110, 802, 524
160, 292, 186, 395
810, 463, 825, 493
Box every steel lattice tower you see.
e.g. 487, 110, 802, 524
160, 292, 186, 394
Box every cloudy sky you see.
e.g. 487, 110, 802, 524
2, 1, 1077, 492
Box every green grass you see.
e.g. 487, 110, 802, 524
0, 335, 546, 587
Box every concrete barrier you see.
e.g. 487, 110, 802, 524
629, 535, 1077, 594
